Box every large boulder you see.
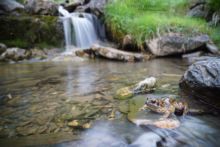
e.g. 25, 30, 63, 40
75, 44, 151, 62
146, 33, 210, 56
179, 57, 220, 109
25, 0, 58, 16
0, 48, 31, 62
0, 0, 24, 14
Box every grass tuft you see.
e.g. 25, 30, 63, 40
105, 0, 220, 47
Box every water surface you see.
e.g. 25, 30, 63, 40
0, 59, 219, 147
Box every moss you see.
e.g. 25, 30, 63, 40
0, 15, 64, 49
114, 87, 134, 100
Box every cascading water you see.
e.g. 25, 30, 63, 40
58, 6, 105, 52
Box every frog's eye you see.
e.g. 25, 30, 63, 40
151, 100, 156, 103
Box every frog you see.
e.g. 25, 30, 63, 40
139, 97, 188, 118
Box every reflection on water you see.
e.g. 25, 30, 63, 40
0, 59, 219, 147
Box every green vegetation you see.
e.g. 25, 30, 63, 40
0, 16, 63, 49
105, 0, 219, 47
208, 0, 220, 11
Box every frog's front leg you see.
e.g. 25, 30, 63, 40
139, 104, 148, 111
160, 111, 171, 120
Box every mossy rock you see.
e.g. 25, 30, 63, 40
0, 15, 64, 49
114, 87, 134, 100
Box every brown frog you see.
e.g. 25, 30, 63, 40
140, 98, 188, 118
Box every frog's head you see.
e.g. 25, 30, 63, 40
145, 98, 165, 110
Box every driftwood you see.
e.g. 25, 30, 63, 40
75, 45, 152, 62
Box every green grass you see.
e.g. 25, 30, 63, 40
105, 0, 220, 47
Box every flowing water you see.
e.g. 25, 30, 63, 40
0, 58, 220, 147
58, 6, 105, 51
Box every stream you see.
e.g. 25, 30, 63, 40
0, 58, 220, 147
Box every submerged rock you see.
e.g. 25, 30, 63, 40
68, 120, 91, 129
180, 57, 220, 109
146, 33, 210, 56
114, 77, 157, 100
114, 87, 133, 100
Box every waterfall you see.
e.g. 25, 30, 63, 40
58, 6, 105, 52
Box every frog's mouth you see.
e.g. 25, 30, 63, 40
145, 100, 161, 109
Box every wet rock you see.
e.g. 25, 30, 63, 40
37, 126, 47, 134
36, 76, 61, 87
209, 11, 220, 26
16, 126, 38, 136
146, 33, 210, 56
68, 120, 91, 129
133, 118, 180, 129
114, 77, 157, 100
0, 43, 6, 55
133, 77, 157, 94
0, 48, 31, 62
30, 48, 47, 60
25, 0, 58, 16
64, 1, 83, 12
75, 0, 109, 17
206, 43, 219, 54
180, 57, 220, 109
61, 113, 74, 121
75, 44, 151, 62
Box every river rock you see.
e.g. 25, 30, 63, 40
25, 0, 58, 16
0, 48, 31, 62
75, 44, 151, 62
180, 57, 220, 109
146, 33, 210, 56
0, 43, 6, 54
114, 77, 157, 100
133, 77, 157, 94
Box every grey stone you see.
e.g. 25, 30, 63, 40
147, 33, 210, 56
25, 0, 58, 16
180, 57, 220, 108
0, 43, 6, 55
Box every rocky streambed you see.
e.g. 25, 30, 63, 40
0, 58, 220, 146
